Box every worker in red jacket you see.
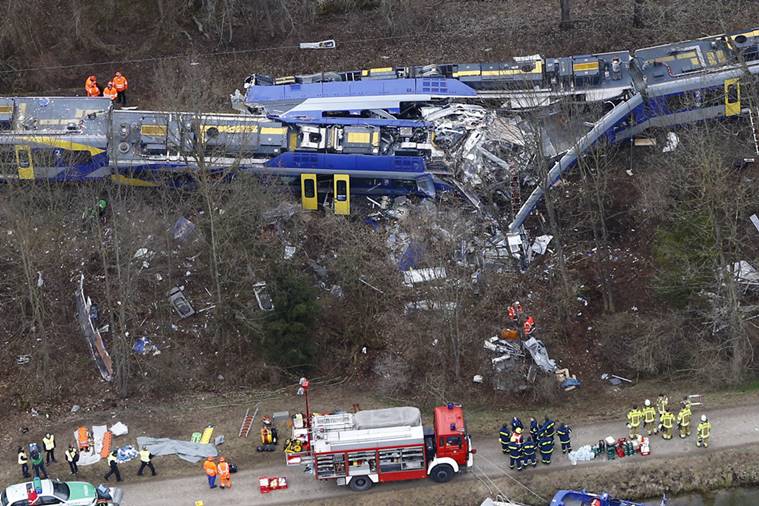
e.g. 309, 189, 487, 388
112, 72, 128, 106
523, 315, 535, 335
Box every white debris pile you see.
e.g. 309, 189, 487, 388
568, 445, 595, 465
421, 104, 531, 187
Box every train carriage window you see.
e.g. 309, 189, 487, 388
303, 177, 316, 198
17, 148, 31, 168
727, 83, 739, 103
335, 179, 348, 201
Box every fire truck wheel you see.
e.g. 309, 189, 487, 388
349, 476, 373, 492
430, 464, 454, 483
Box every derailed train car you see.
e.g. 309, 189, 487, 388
1, 27, 758, 219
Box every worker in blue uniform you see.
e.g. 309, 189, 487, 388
538, 434, 554, 465
557, 422, 573, 454
499, 423, 511, 454
541, 416, 556, 440
529, 417, 539, 441
511, 416, 523, 432
521, 437, 537, 468
507, 439, 522, 471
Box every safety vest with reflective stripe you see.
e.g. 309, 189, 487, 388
697, 421, 711, 438
103, 86, 118, 100
217, 461, 230, 477
107, 453, 118, 465
65, 449, 77, 462
203, 460, 217, 476
43, 435, 55, 450
112, 75, 128, 91
18, 452, 27, 465
661, 412, 675, 429
139, 449, 151, 463
627, 409, 642, 427
643, 406, 656, 423
678, 408, 692, 427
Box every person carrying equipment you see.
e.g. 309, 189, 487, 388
659, 409, 675, 440
42, 433, 56, 464
507, 439, 522, 471
217, 457, 231, 488
557, 422, 572, 454
103, 82, 118, 101
499, 423, 511, 454
627, 405, 642, 439
112, 72, 128, 106
18, 447, 30, 479
104, 451, 122, 482
65, 445, 79, 475
642, 400, 657, 436
137, 447, 156, 476
203, 456, 218, 489
507, 301, 522, 322
538, 433, 554, 465
521, 437, 537, 468
677, 403, 692, 438
696, 415, 711, 448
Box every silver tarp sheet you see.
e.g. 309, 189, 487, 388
136, 437, 218, 463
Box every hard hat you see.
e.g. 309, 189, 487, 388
701, 414, 707, 422
516, 427, 522, 434
644, 399, 651, 407
514, 301, 520, 305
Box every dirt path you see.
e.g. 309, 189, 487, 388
118, 403, 759, 505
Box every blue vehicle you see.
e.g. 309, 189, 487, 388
550, 490, 645, 506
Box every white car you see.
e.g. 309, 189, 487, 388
1, 479, 122, 506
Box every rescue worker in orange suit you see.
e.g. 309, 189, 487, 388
217, 456, 231, 489
523, 316, 535, 335
102, 82, 118, 102
112, 72, 128, 106
85, 75, 100, 97
203, 456, 217, 489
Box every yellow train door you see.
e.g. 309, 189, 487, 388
724, 78, 741, 117
15, 145, 34, 179
300, 174, 318, 210
333, 174, 350, 215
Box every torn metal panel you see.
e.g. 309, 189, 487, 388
483, 336, 523, 357
732, 261, 759, 286
171, 216, 196, 241
75, 273, 113, 381
402, 267, 447, 286
168, 286, 195, 318
523, 336, 556, 373
299, 39, 336, 49
750, 214, 759, 233
531, 235, 553, 255
253, 281, 275, 311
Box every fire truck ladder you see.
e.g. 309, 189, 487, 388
239, 404, 259, 438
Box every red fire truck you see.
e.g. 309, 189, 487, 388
285, 402, 474, 491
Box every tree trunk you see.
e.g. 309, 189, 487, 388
633, 0, 644, 28
560, 0, 572, 30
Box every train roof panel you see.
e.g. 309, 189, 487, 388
0, 97, 112, 135
634, 37, 737, 83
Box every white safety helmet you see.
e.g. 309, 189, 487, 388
701, 414, 707, 422
644, 399, 651, 407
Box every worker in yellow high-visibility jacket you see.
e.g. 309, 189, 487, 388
627, 405, 642, 439
642, 400, 657, 436
659, 410, 675, 440
677, 404, 692, 438
696, 414, 712, 448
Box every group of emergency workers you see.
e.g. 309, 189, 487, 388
203, 456, 233, 489
499, 416, 572, 471
626, 394, 712, 447
85, 72, 129, 105
506, 301, 537, 336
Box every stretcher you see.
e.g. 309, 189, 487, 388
100, 431, 113, 459
259, 476, 288, 494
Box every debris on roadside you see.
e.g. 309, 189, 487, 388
253, 282, 274, 311
601, 372, 633, 386
524, 336, 557, 373
133, 336, 161, 356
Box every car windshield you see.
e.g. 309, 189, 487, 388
52, 482, 69, 500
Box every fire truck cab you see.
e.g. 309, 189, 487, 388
296, 403, 473, 492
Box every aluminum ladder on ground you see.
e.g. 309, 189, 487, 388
749, 100, 759, 155
239, 405, 259, 438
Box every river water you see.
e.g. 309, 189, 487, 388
643, 488, 759, 505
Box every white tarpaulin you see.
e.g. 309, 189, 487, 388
136, 437, 218, 463
354, 407, 422, 430
110, 422, 128, 436
531, 235, 553, 255
92, 425, 108, 454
